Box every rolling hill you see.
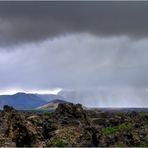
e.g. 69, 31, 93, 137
36, 99, 69, 110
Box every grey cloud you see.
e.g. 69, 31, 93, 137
0, 34, 148, 90
0, 2, 148, 107
59, 88, 148, 107
0, 1, 148, 45
0, 33, 148, 106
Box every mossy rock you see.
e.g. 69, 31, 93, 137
49, 126, 81, 146
55, 139, 66, 147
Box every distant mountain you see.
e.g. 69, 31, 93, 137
0, 92, 47, 109
0, 92, 70, 110
36, 99, 69, 110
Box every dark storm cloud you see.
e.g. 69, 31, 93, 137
0, 1, 148, 45
1, 34, 148, 107
0, 2, 148, 107
0, 34, 148, 90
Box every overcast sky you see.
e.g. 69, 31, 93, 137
0, 1, 148, 106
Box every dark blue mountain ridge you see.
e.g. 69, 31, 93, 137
0, 92, 68, 109
48, 99, 68, 104
0, 92, 47, 109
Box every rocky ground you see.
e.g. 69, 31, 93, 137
0, 104, 148, 147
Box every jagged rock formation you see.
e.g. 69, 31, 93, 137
0, 104, 148, 147
48, 103, 99, 147
0, 104, 99, 147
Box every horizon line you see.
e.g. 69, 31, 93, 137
0, 88, 62, 95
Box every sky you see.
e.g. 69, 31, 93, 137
0, 1, 148, 107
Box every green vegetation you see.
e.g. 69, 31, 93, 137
140, 142, 148, 147
138, 112, 148, 117
115, 112, 121, 116
102, 123, 133, 136
114, 142, 124, 147
43, 111, 51, 116
118, 123, 127, 129
102, 126, 118, 136
55, 139, 66, 147
118, 123, 133, 130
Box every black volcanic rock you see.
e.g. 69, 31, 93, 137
0, 104, 100, 147
3, 105, 15, 112
47, 103, 99, 147
0, 104, 148, 147
53, 103, 87, 120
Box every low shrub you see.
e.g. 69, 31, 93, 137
102, 126, 118, 136
55, 139, 66, 147
44, 112, 51, 116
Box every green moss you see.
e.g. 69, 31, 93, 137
126, 123, 133, 130
43, 112, 51, 116
140, 142, 148, 147
138, 112, 148, 117
102, 126, 118, 136
115, 112, 121, 116
118, 123, 133, 130
118, 123, 127, 130
114, 142, 125, 147
55, 139, 66, 147
103, 123, 133, 136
